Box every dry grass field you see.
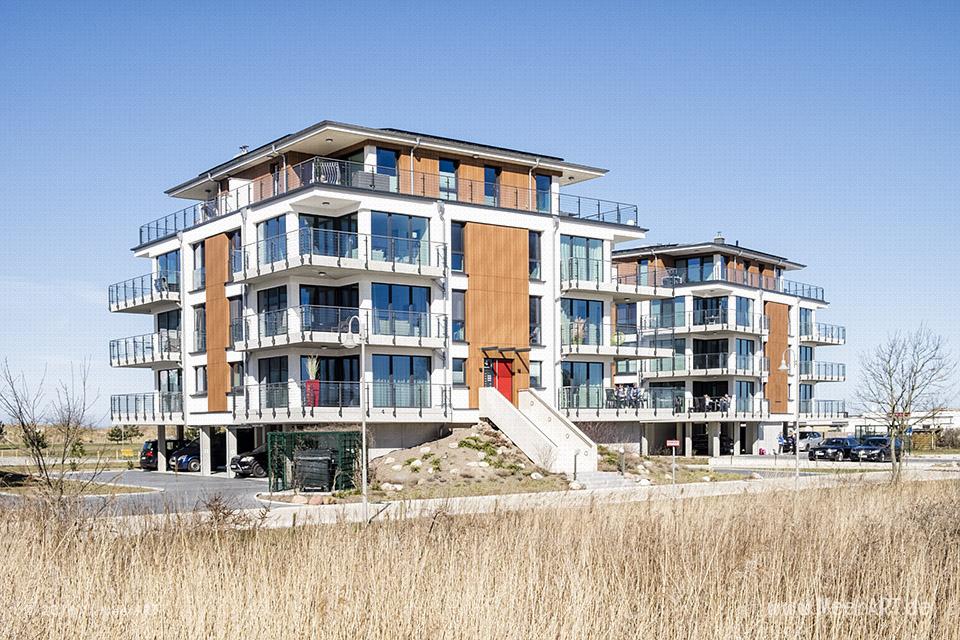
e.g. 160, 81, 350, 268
0, 480, 958, 639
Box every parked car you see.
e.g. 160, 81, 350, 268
230, 444, 268, 478
850, 436, 903, 462
691, 432, 734, 456
170, 435, 226, 472
782, 431, 824, 453
808, 437, 861, 461
139, 439, 189, 470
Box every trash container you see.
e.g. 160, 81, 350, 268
293, 447, 338, 492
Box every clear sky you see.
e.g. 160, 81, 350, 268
1, 0, 957, 423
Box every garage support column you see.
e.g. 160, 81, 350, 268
199, 426, 212, 476
225, 427, 238, 478
733, 424, 741, 456
709, 423, 721, 458
156, 425, 167, 473
640, 424, 649, 457
176, 425, 184, 441
683, 423, 693, 458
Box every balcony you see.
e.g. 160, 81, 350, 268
557, 386, 769, 422
667, 264, 826, 302
108, 271, 179, 313
800, 322, 846, 346
110, 392, 183, 425
109, 331, 181, 367
799, 361, 846, 382
638, 310, 769, 336
234, 306, 447, 351
233, 381, 451, 423
799, 399, 847, 419
559, 322, 658, 359
139, 155, 641, 246
644, 353, 769, 378
233, 228, 446, 282
560, 259, 676, 301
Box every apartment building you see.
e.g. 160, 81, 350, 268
593, 237, 846, 456
109, 120, 660, 475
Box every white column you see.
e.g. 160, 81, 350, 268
550, 177, 560, 216
683, 423, 693, 458
225, 427, 238, 478
709, 422, 721, 458
199, 426, 212, 476
363, 145, 377, 173
156, 425, 167, 473
733, 423, 741, 456
640, 424, 649, 456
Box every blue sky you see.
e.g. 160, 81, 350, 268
1, 0, 957, 423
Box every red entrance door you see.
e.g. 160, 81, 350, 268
493, 359, 513, 401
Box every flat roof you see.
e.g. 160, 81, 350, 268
613, 240, 806, 270
166, 120, 607, 197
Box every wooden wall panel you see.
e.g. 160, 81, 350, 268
205, 234, 231, 413
413, 150, 440, 198
464, 223, 530, 407
457, 159, 486, 205
499, 166, 533, 212
764, 301, 789, 413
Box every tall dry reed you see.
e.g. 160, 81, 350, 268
0, 481, 958, 639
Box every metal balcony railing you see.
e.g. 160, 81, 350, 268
110, 392, 183, 422
108, 270, 179, 308
652, 263, 827, 302
235, 381, 450, 418
635, 310, 769, 333
799, 399, 847, 417
800, 322, 846, 343
557, 386, 769, 418
799, 361, 847, 380
238, 306, 447, 346
109, 330, 181, 366
139, 155, 640, 245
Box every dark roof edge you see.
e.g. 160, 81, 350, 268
613, 241, 806, 269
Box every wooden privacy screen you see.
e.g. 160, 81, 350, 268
464, 223, 530, 407
204, 234, 231, 412
764, 301, 789, 413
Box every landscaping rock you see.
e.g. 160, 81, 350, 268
308, 495, 332, 506
449, 468, 459, 475
750, 472, 764, 480
419, 446, 431, 453
466, 461, 479, 467
411, 459, 423, 468
701, 476, 712, 482
477, 452, 486, 460
448, 442, 459, 449
391, 464, 402, 471
530, 472, 544, 480
568, 481, 584, 490
381, 483, 402, 492
637, 478, 652, 486
384, 457, 395, 464
478, 461, 490, 468
290, 495, 309, 505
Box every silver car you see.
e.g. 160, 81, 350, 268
797, 431, 824, 451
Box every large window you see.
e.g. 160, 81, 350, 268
693, 339, 728, 370
191, 243, 205, 290
230, 362, 244, 393
371, 283, 431, 337
528, 231, 541, 279
561, 361, 603, 407
299, 213, 358, 258
736, 338, 755, 371
299, 285, 358, 332
376, 147, 399, 191
560, 235, 603, 282
371, 211, 430, 265
651, 297, 686, 329
452, 290, 466, 342
257, 215, 287, 265
451, 222, 465, 272
561, 298, 603, 345
693, 296, 728, 326
736, 296, 754, 327
529, 361, 543, 388
529, 296, 542, 345
157, 250, 180, 290
257, 286, 288, 338
452, 358, 466, 385
651, 338, 685, 373
194, 366, 207, 395
535, 174, 551, 212
736, 380, 756, 412
372, 355, 431, 408
299, 355, 360, 408
676, 256, 716, 283
258, 356, 289, 409
484, 166, 500, 206
192, 305, 206, 353
439, 158, 458, 200
799, 308, 813, 336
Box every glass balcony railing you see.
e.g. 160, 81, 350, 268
109, 330, 181, 366
110, 392, 183, 421
191, 267, 206, 291
557, 387, 769, 417
659, 263, 826, 302
139, 155, 640, 246
634, 310, 769, 333
799, 361, 846, 380
799, 399, 847, 417
239, 306, 447, 345
108, 270, 179, 308
236, 381, 450, 417
800, 322, 846, 343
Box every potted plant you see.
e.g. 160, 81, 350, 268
304, 355, 321, 407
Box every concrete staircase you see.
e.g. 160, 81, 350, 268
479, 387, 597, 474
572, 471, 639, 490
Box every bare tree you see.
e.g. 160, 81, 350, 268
0, 359, 108, 502
856, 327, 956, 481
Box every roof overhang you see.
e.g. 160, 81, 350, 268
166, 120, 608, 200
613, 242, 805, 271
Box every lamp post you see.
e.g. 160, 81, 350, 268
778, 347, 801, 487
345, 314, 368, 522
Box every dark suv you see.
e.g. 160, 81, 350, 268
851, 437, 903, 462
170, 435, 227, 472
139, 439, 189, 471
808, 437, 861, 461
230, 444, 269, 478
